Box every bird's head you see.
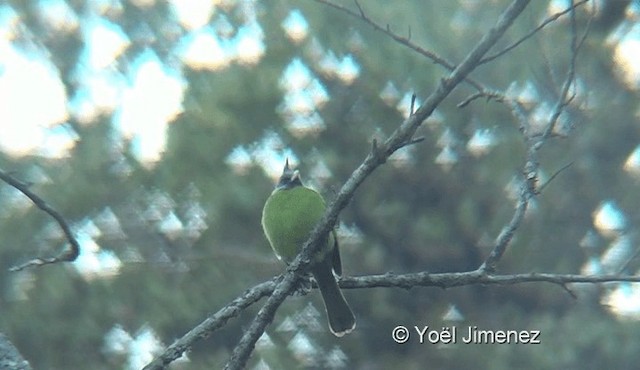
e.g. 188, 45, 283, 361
276, 158, 303, 190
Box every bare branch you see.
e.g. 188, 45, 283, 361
145, 267, 640, 369
314, 0, 486, 92
457, 89, 508, 108
223, 269, 303, 370
541, 0, 592, 141
400, 136, 426, 149
338, 271, 640, 290
410, 93, 416, 116
142, 280, 276, 370
143, 1, 597, 368
220, 1, 532, 369
537, 161, 574, 193
481, 0, 587, 272
0, 169, 80, 271
316, 0, 525, 118
0, 333, 32, 370
480, 183, 530, 272
480, 0, 589, 65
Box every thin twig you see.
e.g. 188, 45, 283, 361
480, 0, 589, 64
314, 0, 486, 92
537, 161, 574, 193
481, 0, 586, 273
410, 93, 416, 115
457, 89, 507, 108
0, 169, 80, 271
401, 136, 426, 148
315, 0, 524, 115
542, 0, 588, 141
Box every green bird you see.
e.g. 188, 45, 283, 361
261, 160, 356, 337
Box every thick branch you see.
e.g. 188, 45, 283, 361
0, 333, 32, 370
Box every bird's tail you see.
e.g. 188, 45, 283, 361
311, 259, 356, 337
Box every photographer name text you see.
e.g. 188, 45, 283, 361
391, 325, 541, 344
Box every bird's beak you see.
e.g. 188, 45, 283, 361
282, 158, 294, 179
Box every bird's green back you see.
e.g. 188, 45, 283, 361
262, 185, 327, 261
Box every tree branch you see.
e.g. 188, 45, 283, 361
145, 268, 639, 369
221, 1, 532, 369
480, 0, 587, 272
313, 0, 486, 92
0, 169, 80, 271
339, 271, 640, 290
144, 1, 595, 368
479, 0, 589, 64
0, 333, 32, 370
142, 280, 276, 370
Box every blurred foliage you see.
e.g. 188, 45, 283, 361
2, 0, 640, 369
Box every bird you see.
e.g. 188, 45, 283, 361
261, 159, 356, 336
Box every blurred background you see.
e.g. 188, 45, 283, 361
1, 0, 640, 369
